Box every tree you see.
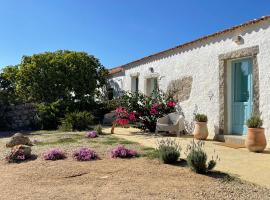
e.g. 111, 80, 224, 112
0, 65, 20, 104
16, 50, 108, 107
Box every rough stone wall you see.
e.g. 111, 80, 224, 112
6, 103, 38, 130
167, 76, 193, 102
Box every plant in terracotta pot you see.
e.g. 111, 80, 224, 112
193, 114, 208, 140
245, 115, 267, 153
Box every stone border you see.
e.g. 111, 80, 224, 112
218, 46, 259, 135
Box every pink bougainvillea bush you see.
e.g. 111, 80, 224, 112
43, 148, 66, 160
114, 107, 136, 126
111, 145, 137, 158
115, 90, 176, 132
73, 147, 99, 161
85, 131, 98, 138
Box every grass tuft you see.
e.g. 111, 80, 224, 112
35, 137, 78, 146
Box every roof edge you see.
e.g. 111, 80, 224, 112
110, 15, 270, 72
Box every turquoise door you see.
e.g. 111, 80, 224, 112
231, 58, 253, 135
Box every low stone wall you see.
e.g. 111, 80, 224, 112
6, 103, 38, 130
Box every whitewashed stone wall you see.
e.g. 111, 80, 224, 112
108, 20, 270, 139
108, 71, 125, 97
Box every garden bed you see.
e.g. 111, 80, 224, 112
0, 131, 269, 200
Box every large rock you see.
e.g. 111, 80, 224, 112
6, 133, 32, 147
6, 145, 32, 162
103, 111, 117, 125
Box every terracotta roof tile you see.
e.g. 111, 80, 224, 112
108, 67, 123, 75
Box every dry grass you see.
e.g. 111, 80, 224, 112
0, 131, 270, 200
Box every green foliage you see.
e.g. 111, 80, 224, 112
0, 65, 21, 104
36, 100, 66, 130
35, 138, 78, 146
95, 124, 103, 135
246, 115, 263, 128
16, 50, 108, 105
101, 136, 136, 145
143, 149, 160, 159
186, 140, 218, 174
60, 111, 94, 131
194, 114, 208, 122
119, 90, 176, 132
157, 138, 181, 164
103, 99, 121, 112
0, 102, 8, 130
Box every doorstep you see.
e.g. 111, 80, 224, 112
215, 134, 246, 145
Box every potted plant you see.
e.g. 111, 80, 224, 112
193, 114, 208, 140
245, 115, 266, 152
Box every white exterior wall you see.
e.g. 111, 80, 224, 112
108, 20, 270, 138
107, 71, 125, 97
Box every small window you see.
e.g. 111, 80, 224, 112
146, 77, 158, 96
131, 76, 139, 92
135, 77, 139, 92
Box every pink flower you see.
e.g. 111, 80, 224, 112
150, 103, 159, 114
129, 112, 136, 121
150, 108, 158, 115
116, 118, 129, 125
86, 131, 98, 138
167, 101, 176, 107
116, 106, 127, 114
111, 145, 137, 158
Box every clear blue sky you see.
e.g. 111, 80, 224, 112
0, 0, 269, 69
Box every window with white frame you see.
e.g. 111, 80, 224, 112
131, 76, 139, 92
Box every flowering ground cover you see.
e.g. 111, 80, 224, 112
0, 130, 269, 199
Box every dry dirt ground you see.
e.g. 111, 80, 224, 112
0, 131, 270, 200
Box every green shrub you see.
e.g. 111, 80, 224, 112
246, 115, 263, 128
186, 140, 218, 174
157, 138, 181, 164
106, 99, 120, 111
36, 100, 66, 130
194, 114, 208, 122
60, 111, 94, 131
95, 124, 103, 135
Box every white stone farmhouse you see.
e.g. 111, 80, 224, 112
107, 16, 270, 142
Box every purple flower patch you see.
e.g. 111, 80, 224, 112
111, 145, 137, 158
86, 131, 98, 138
73, 147, 99, 161
43, 148, 66, 160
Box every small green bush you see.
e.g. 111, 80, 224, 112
157, 138, 181, 164
60, 111, 94, 131
186, 140, 218, 174
95, 124, 103, 135
194, 114, 208, 122
104, 99, 120, 111
246, 115, 263, 128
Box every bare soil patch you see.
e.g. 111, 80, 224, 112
0, 131, 270, 200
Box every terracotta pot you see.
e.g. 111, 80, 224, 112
245, 128, 267, 152
111, 124, 115, 134
193, 122, 209, 140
